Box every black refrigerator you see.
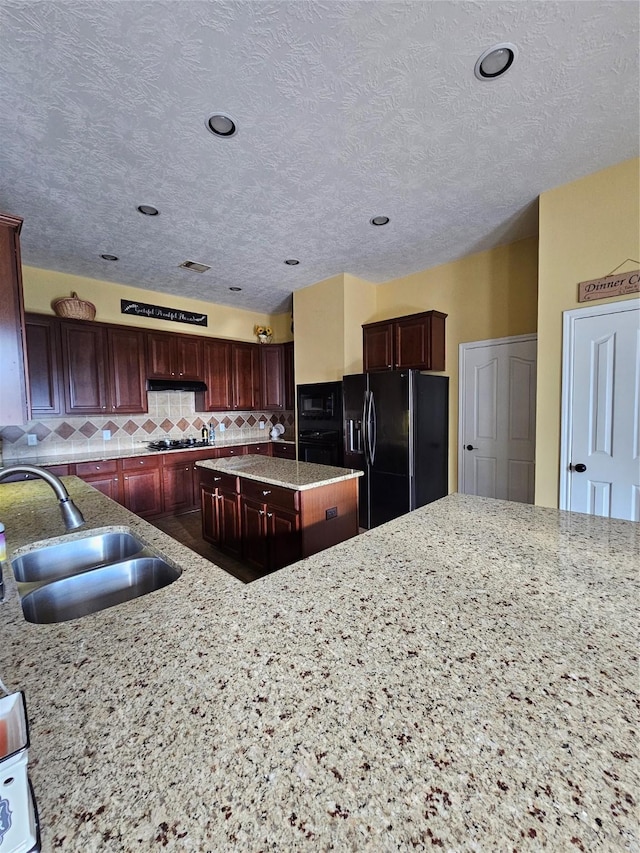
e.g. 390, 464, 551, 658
343, 371, 448, 529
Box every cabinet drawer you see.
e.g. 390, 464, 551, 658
121, 455, 161, 471
0, 463, 74, 483
244, 443, 272, 456
272, 442, 296, 460
199, 469, 238, 493
220, 445, 248, 458
241, 479, 299, 511
76, 459, 119, 477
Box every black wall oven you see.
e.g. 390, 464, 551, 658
297, 381, 343, 467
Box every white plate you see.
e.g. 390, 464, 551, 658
272, 424, 285, 436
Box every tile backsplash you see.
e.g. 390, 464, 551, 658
0, 392, 294, 462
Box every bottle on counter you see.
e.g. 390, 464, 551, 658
201, 425, 209, 443
208, 421, 215, 444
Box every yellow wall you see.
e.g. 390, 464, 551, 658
343, 273, 378, 375
376, 237, 539, 491
535, 157, 640, 508
293, 274, 346, 385
22, 266, 292, 343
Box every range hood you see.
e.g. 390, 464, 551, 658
146, 379, 208, 393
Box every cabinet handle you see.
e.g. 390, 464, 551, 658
262, 489, 271, 495
124, 476, 129, 480
113, 478, 118, 482
259, 509, 265, 515
95, 465, 100, 470
267, 512, 273, 518
214, 477, 221, 481
139, 460, 144, 464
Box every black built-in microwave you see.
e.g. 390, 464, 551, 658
297, 381, 342, 422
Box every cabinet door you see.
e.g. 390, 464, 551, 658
260, 345, 285, 410
163, 461, 195, 514
108, 327, 147, 414
146, 332, 174, 378
267, 506, 301, 570
25, 314, 63, 416
0, 213, 29, 424
272, 442, 296, 460
283, 341, 295, 410
394, 311, 447, 371
363, 323, 393, 372
240, 496, 268, 571
201, 485, 221, 546
175, 336, 203, 380
232, 343, 260, 410
121, 458, 163, 517
60, 321, 110, 414
197, 339, 232, 411
84, 474, 121, 502
219, 488, 242, 557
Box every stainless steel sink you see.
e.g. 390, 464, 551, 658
11, 531, 146, 584
21, 557, 181, 624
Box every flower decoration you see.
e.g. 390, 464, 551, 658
254, 325, 273, 343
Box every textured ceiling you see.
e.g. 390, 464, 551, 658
0, 1, 638, 314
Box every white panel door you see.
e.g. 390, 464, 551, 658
561, 301, 640, 521
459, 336, 537, 502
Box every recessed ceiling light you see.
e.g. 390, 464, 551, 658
137, 204, 159, 216
100, 253, 118, 261
206, 113, 237, 138
284, 259, 299, 265
474, 43, 518, 80
370, 216, 390, 226
229, 286, 242, 292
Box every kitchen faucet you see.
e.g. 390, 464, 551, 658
0, 465, 85, 531
0, 465, 86, 603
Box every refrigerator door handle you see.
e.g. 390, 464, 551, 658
362, 390, 371, 465
369, 391, 377, 465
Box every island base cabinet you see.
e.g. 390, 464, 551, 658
200, 472, 242, 557
240, 496, 301, 574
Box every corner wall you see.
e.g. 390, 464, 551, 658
535, 157, 640, 508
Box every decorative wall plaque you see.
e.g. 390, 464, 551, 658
121, 299, 207, 326
578, 270, 639, 303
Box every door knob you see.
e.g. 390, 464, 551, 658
465, 444, 476, 451
570, 463, 587, 473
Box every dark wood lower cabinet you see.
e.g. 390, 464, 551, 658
121, 457, 163, 518
200, 472, 241, 557
240, 494, 301, 572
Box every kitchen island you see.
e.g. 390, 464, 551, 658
197, 455, 362, 572
0, 478, 637, 851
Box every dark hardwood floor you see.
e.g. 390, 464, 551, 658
150, 510, 262, 584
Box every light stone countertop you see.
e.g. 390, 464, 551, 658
196, 455, 363, 490
1, 436, 291, 468
0, 478, 638, 851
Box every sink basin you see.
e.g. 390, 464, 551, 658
20, 557, 181, 624
11, 531, 146, 584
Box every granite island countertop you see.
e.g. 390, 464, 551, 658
196, 455, 363, 490
0, 479, 638, 851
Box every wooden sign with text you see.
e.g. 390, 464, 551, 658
578, 270, 639, 303
121, 299, 207, 326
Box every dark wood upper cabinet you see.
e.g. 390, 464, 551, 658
283, 341, 295, 410
147, 331, 203, 380
363, 310, 447, 372
0, 212, 30, 424
195, 338, 233, 411
231, 342, 260, 410
60, 321, 110, 415
260, 344, 285, 411
108, 327, 147, 414
25, 314, 63, 417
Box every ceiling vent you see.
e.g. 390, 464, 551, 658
179, 260, 211, 273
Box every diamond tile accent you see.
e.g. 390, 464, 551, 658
222, 417, 232, 428
32, 423, 52, 440
0, 426, 26, 443
55, 422, 75, 440
234, 416, 244, 427
123, 420, 139, 435
286, 414, 294, 425
177, 418, 189, 431
141, 420, 157, 434
102, 420, 119, 434
246, 415, 257, 426
79, 422, 99, 438
160, 419, 174, 433
193, 417, 205, 430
